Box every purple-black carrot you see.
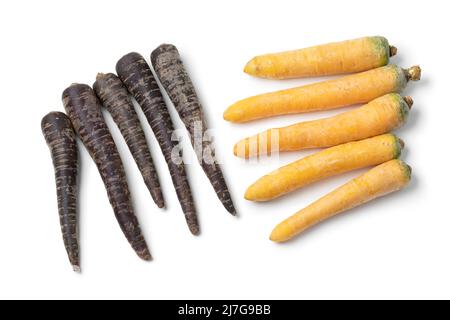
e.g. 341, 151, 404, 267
62, 83, 151, 260
93, 73, 164, 208
151, 44, 236, 215
41, 111, 80, 272
116, 53, 199, 235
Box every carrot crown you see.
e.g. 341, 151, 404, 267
398, 160, 412, 181
396, 94, 412, 123
371, 36, 391, 65
392, 135, 405, 159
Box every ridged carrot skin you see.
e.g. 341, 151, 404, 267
224, 65, 421, 123
62, 84, 151, 261
270, 159, 411, 242
41, 112, 80, 272
116, 52, 199, 235
93, 73, 165, 208
234, 93, 412, 158
245, 134, 403, 202
244, 36, 396, 79
151, 44, 236, 215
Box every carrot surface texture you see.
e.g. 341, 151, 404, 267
41, 112, 80, 272
151, 44, 236, 215
224, 65, 421, 123
270, 159, 411, 242
244, 36, 396, 79
234, 93, 412, 158
245, 134, 404, 201
116, 52, 199, 235
93, 73, 165, 208
62, 84, 151, 261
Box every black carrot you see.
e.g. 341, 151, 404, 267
62, 83, 151, 260
93, 73, 164, 208
41, 111, 80, 272
151, 44, 236, 215
116, 52, 199, 235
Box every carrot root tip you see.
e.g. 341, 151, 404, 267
389, 46, 398, 57
228, 207, 237, 216
244, 58, 257, 75
72, 264, 81, 273
137, 249, 152, 261
190, 225, 200, 236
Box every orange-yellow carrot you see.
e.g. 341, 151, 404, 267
245, 134, 403, 201
224, 65, 421, 123
234, 93, 412, 158
270, 159, 411, 242
244, 36, 396, 80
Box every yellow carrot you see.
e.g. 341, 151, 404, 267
224, 65, 421, 123
234, 93, 412, 158
245, 134, 403, 201
270, 159, 411, 242
244, 36, 397, 80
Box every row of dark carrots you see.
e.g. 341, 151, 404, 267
42, 45, 235, 272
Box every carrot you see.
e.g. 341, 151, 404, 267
234, 93, 413, 158
116, 52, 199, 235
41, 112, 80, 272
270, 159, 411, 242
244, 36, 397, 79
62, 83, 151, 260
93, 73, 164, 208
224, 65, 421, 123
245, 134, 404, 201
151, 44, 236, 215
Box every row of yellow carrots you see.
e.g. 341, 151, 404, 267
224, 36, 420, 242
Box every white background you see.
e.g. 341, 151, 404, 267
0, 0, 448, 299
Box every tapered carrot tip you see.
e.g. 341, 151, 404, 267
156, 201, 165, 209
245, 184, 260, 201
185, 213, 200, 235
223, 103, 244, 123
72, 264, 81, 273
233, 141, 243, 157
243, 58, 258, 75
233, 139, 250, 158
406, 66, 421, 81
270, 222, 293, 243
137, 248, 152, 261
389, 46, 398, 57
189, 224, 200, 236
233, 143, 238, 156
154, 196, 165, 209
225, 205, 237, 216
403, 96, 414, 109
